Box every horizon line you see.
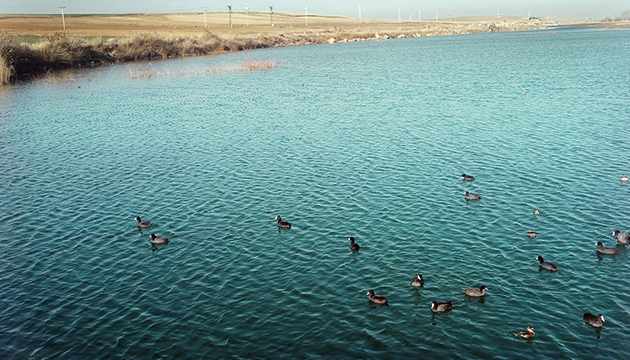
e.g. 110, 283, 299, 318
0, 11, 596, 22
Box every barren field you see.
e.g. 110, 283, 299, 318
0, 12, 591, 39
0, 12, 608, 84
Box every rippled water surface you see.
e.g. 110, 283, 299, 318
1, 27, 630, 359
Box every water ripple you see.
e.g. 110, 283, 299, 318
1, 27, 629, 359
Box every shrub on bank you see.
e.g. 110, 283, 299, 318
0, 31, 273, 84
0, 20, 542, 85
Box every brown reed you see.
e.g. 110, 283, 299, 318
128, 58, 278, 79
0, 19, 531, 84
241, 58, 278, 71
0, 55, 12, 85
0, 31, 270, 83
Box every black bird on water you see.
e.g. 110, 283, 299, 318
275, 215, 291, 229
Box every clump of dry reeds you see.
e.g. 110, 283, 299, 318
0, 35, 19, 84
0, 22, 505, 84
0, 55, 12, 85
0, 31, 274, 83
90, 31, 268, 61
0, 33, 110, 82
241, 58, 278, 71
128, 58, 278, 79
33, 70, 77, 84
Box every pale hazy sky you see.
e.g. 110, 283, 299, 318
1, 1, 627, 20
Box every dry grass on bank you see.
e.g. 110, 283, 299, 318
0, 12, 591, 85
0, 31, 272, 84
0, 55, 12, 84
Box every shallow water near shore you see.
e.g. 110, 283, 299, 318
1, 27, 630, 359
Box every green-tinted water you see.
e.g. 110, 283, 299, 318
1, 27, 629, 359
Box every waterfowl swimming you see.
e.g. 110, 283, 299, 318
527, 229, 537, 238
596, 241, 619, 255
366, 290, 388, 305
583, 313, 605, 328
462, 174, 474, 181
349, 237, 360, 251
533, 210, 540, 215
536, 256, 558, 271
411, 274, 424, 287
135, 216, 151, 228
274, 215, 291, 229
521, 326, 535, 339
431, 301, 453, 313
150, 234, 169, 244
464, 191, 481, 200
621, 175, 629, 183
613, 230, 630, 245
464, 285, 488, 297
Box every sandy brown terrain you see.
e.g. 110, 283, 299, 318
0, 12, 614, 84
0, 12, 593, 39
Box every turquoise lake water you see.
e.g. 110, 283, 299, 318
1, 26, 629, 359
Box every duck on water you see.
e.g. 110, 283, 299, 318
583, 313, 605, 328
464, 191, 481, 200
150, 234, 169, 244
411, 274, 424, 287
135, 216, 151, 228
275, 215, 291, 229
431, 301, 453, 313
536, 256, 558, 271
366, 290, 388, 305
349, 237, 360, 251
596, 241, 619, 255
521, 326, 535, 339
464, 285, 488, 297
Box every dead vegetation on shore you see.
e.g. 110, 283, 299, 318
128, 58, 278, 79
0, 14, 557, 85
0, 55, 12, 84
0, 31, 275, 83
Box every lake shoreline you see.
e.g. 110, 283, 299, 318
2, 24, 629, 359
0, 12, 616, 84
